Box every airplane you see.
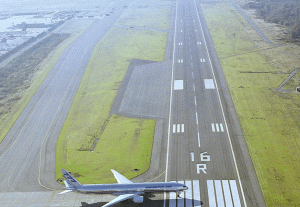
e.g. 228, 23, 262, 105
60, 169, 188, 207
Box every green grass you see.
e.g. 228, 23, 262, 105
115, 2, 171, 30
202, 2, 300, 206
56, 2, 171, 183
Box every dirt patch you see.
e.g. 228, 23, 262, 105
0, 33, 70, 119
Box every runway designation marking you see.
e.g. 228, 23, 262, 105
197, 42, 201, 45
211, 123, 224, 132
178, 42, 183, 45
178, 59, 183, 63
169, 180, 201, 207
196, 164, 207, 174
190, 152, 194, 161
200, 58, 206, 62
204, 79, 215, 89
207, 180, 242, 207
174, 80, 183, 90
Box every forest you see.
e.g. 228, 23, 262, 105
243, 0, 300, 40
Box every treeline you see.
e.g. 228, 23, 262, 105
243, 0, 300, 39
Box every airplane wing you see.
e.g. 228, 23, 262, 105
102, 193, 137, 207
111, 169, 133, 184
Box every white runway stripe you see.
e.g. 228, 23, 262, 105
222, 180, 233, 207
220, 123, 224, 132
177, 124, 180, 133
169, 192, 176, 207
216, 123, 220, 132
211, 123, 224, 132
230, 180, 242, 207
207, 180, 216, 207
177, 181, 184, 207
193, 180, 201, 207
215, 180, 225, 207
169, 180, 201, 207
173, 124, 184, 133
207, 180, 242, 207
185, 181, 192, 207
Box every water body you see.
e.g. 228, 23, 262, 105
0, 0, 112, 13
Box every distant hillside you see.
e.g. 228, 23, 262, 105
243, 0, 300, 40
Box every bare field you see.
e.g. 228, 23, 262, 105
202, 2, 300, 206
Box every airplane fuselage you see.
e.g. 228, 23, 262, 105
76, 182, 186, 195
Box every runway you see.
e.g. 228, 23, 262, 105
164, 0, 266, 206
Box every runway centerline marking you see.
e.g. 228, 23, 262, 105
190, 152, 194, 161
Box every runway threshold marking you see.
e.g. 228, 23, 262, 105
207, 180, 241, 207
169, 180, 201, 207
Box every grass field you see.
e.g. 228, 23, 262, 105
202, 2, 300, 206
55, 1, 171, 183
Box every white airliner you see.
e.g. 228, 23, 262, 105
60, 169, 188, 206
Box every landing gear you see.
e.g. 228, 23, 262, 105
176, 192, 182, 198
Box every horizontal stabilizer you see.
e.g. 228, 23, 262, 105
102, 194, 137, 207
59, 190, 73, 194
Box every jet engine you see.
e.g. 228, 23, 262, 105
133, 196, 144, 203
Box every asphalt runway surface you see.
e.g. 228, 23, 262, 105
0, 1, 126, 192
163, 0, 266, 206
0, 0, 267, 206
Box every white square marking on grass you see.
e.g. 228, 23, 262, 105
174, 80, 183, 90
204, 79, 215, 89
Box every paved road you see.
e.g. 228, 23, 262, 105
164, 0, 266, 206
0, 1, 126, 192
230, 0, 274, 45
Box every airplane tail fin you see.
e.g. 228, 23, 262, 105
61, 169, 81, 191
